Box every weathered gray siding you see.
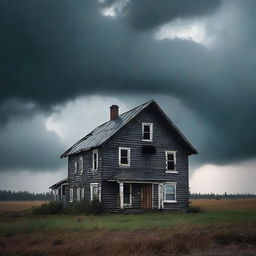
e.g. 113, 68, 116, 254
101, 106, 190, 211
67, 148, 102, 203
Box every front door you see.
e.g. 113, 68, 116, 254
141, 184, 152, 209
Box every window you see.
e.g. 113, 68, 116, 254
78, 156, 83, 175
119, 147, 131, 167
77, 188, 81, 202
142, 123, 153, 141
164, 183, 176, 202
165, 151, 177, 173
69, 188, 73, 202
81, 188, 85, 200
90, 183, 100, 201
92, 149, 99, 170
123, 184, 132, 206
74, 162, 78, 174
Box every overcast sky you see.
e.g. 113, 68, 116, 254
0, 0, 256, 193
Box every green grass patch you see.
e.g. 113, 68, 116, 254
1, 210, 256, 236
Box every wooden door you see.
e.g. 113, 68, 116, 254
141, 184, 152, 209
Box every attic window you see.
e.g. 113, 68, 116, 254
142, 123, 153, 142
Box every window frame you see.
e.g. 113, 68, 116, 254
165, 150, 177, 173
123, 183, 132, 207
164, 182, 177, 203
142, 123, 153, 142
118, 147, 131, 167
90, 183, 101, 201
78, 156, 83, 175
69, 188, 73, 202
92, 149, 99, 171
77, 188, 81, 202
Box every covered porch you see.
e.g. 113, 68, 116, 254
107, 170, 167, 211
49, 178, 68, 205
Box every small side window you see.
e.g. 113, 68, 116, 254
119, 147, 131, 167
142, 123, 153, 142
92, 149, 99, 170
165, 151, 177, 173
79, 156, 83, 175
77, 188, 81, 202
69, 188, 73, 202
164, 183, 176, 202
90, 183, 100, 201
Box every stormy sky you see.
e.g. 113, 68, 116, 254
0, 0, 256, 193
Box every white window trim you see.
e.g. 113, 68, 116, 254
165, 150, 177, 173
92, 149, 99, 171
77, 188, 81, 202
81, 188, 85, 200
69, 188, 73, 202
123, 183, 132, 207
164, 182, 177, 203
79, 156, 83, 175
74, 162, 78, 175
90, 183, 101, 201
119, 147, 131, 167
142, 123, 153, 142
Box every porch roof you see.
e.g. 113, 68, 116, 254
49, 178, 68, 189
107, 170, 167, 182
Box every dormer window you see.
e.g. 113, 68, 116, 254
142, 123, 153, 142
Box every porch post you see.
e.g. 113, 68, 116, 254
119, 182, 124, 209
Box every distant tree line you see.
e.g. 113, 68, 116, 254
190, 192, 256, 199
0, 190, 53, 201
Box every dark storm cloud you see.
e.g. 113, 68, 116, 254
0, 114, 65, 171
124, 0, 222, 30
0, 0, 256, 170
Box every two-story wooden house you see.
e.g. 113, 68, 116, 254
50, 100, 197, 212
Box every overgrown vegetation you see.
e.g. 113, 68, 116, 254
33, 201, 63, 215
65, 199, 103, 215
32, 199, 103, 215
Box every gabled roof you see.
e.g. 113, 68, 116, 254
61, 100, 198, 158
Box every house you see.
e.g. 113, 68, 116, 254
49, 100, 198, 212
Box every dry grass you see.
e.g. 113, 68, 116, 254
0, 201, 49, 213
190, 199, 256, 211
0, 224, 256, 256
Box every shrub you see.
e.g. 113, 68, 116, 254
65, 199, 103, 215
187, 206, 202, 213
33, 201, 63, 215
65, 200, 90, 214
90, 199, 103, 215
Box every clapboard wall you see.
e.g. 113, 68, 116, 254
101, 105, 190, 211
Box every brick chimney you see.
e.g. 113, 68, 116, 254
110, 105, 119, 120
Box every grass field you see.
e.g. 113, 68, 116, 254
0, 199, 256, 255
0, 200, 49, 213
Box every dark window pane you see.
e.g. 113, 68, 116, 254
167, 161, 175, 170
121, 157, 128, 164
144, 125, 150, 132
143, 132, 150, 140
124, 184, 130, 204
167, 153, 174, 161
121, 149, 128, 157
